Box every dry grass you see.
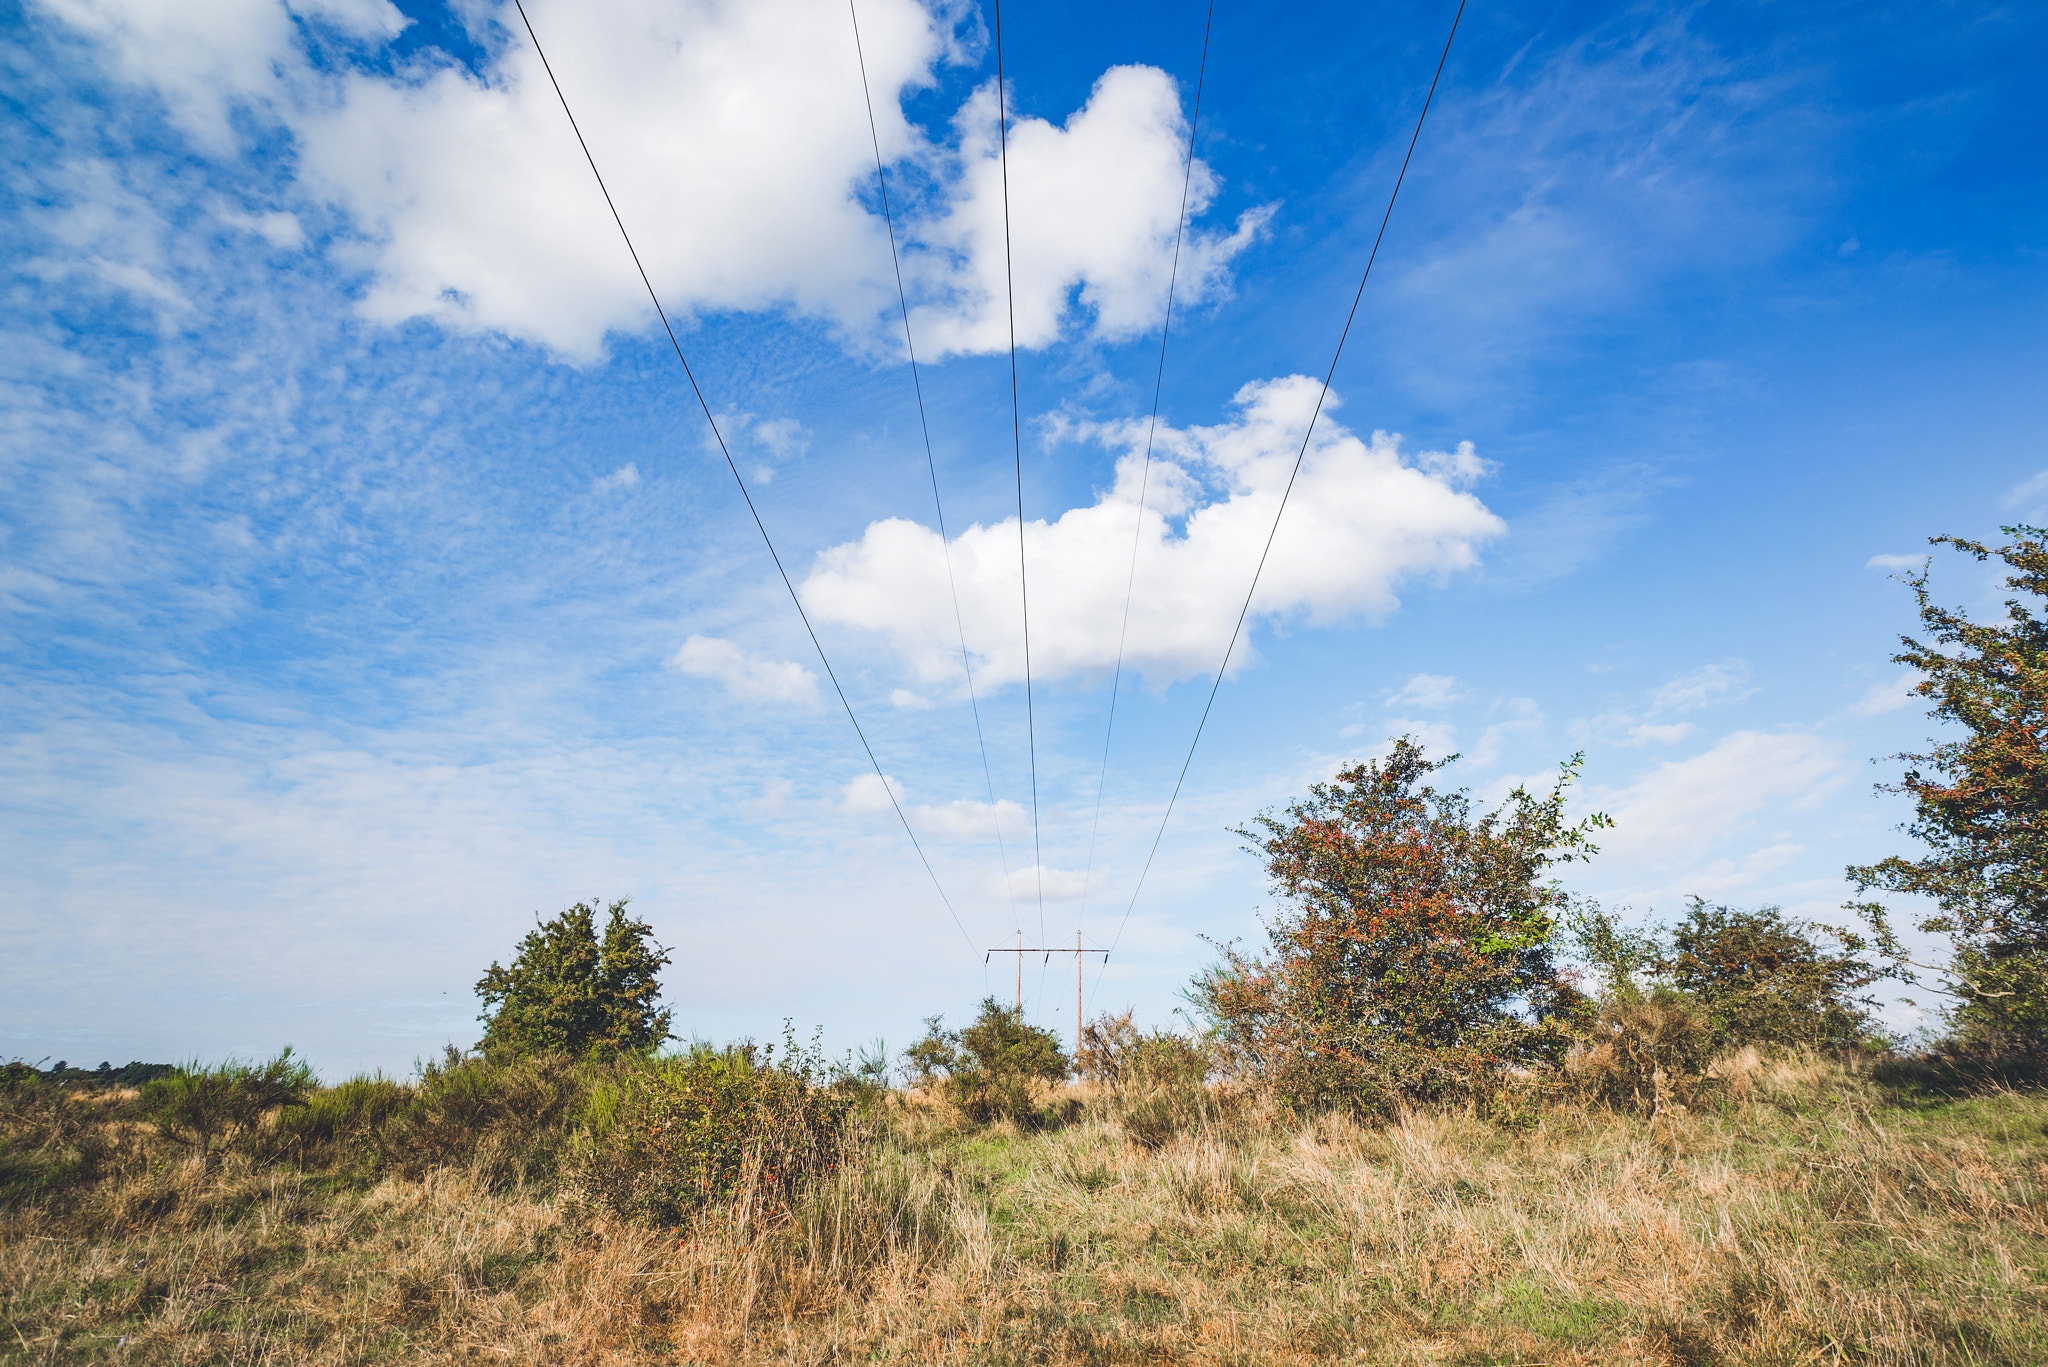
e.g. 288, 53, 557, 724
6, 1054, 2048, 1364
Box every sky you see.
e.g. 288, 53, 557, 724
3, 0, 2044, 1078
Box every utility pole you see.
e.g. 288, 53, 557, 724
985, 932, 1109, 1059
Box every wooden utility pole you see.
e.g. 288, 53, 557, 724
985, 933, 1109, 1058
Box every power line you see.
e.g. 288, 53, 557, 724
845, 0, 1017, 911
511, 0, 975, 952
990, 0, 1049, 984
1078, 0, 1216, 956
1089, 0, 1469, 1009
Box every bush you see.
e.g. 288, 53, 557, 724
573, 1034, 854, 1228
268, 1074, 419, 1167
1566, 990, 1717, 1114
905, 999, 1072, 1125
140, 1050, 314, 1161
1200, 741, 1606, 1113
1078, 1010, 1212, 1090
1660, 900, 1887, 1053
476, 898, 673, 1059
379, 1047, 597, 1184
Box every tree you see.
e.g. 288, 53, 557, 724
1847, 528, 2048, 1057
475, 898, 672, 1059
1659, 900, 1883, 1052
1199, 740, 1608, 1109
903, 998, 1070, 1122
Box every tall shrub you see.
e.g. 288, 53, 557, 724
1662, 900, 1884, 1052
476, 898, 672, 1059
905, 999, 1070, 1122
1848, 528, 2048, 1058
1200, 740, 1607, 1110
574, 1036, 853, 1228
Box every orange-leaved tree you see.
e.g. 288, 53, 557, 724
1847, 528, 2048, 1058
1198, 739, 1608, 1110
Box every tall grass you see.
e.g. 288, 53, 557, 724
4, 1048, 2046, 1363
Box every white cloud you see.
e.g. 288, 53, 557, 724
1647, 659, 1755, 714
983, 864, 1093, 903
840, 772, 905, 813
911, 797, 1026, 841
669, 635, 819, 705
1469, 697, 1544, 766
34, 0, 409, 154
2002, 470, 2048, 513
907, 67, 1271, 356
40, 0, 1259, 362
1385, 672, 1462, 710
890, 688, 933, 709
217, 206, 305, 248
1847, 670, 1923, 718
802, 377, 1504, 687
1866, 552, 1925, 571
1381, 718, 1459, 758
591, 462, 639, 493
1593, 730, 1843, 866
1624, 721, 1695, 746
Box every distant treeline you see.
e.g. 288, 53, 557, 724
6, 1060, 177, 1088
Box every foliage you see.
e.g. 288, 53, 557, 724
1077, 1010, 1212, 1090
905, 999, 1071, 1123
1565, 990, 1718, 1114
140, 1049, 314, 1160
573, 1030, 855, 1228
475, 898, 673, 1060
5, 1059, 176, 1089
1563, 899, 1661, 1003
1660, 899, 1886, 1052
1198, 740, 1608, 1111
1848, 527, 2048, 1058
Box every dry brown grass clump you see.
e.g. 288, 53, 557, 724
5, 1053, 2047, 1364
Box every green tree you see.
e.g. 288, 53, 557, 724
1199, 740, 1608, 1109
1847, 529, 2048, 1057
904, 999, 1069, 1122
476, 898, 672, 1059
1660, 899, 1883, 1052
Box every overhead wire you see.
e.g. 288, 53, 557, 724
510, 0, 976, 953
1088, 0, 1469, 1011
845, 0, 1017, 916
989, 0, 1050, 998
1077, 0, 1216, 972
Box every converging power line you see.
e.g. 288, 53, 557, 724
1090, 0, 1470, 1012
512, 0, 976, 952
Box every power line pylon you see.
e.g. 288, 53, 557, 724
986, 930, 1108, 1059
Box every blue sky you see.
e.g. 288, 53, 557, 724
3, 0, 2043, 1077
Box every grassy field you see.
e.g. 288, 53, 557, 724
4, 1051, 2047, 1365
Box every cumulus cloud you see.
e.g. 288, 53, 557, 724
1594, 730, 1843, 866
670, 635, 819, 705
1866, 552, 1926, 571
907, 67, 1271, 356
984, 864, 1093, 903
40, 0, 1258, 361
591, 462, 639, 493
911, 797, 1027, 841
802, 377, 1504, 688
840, 772, 905, 813
35, 0, 409, 154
